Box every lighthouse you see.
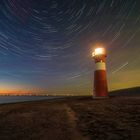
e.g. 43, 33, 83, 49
92, 47, 108, 98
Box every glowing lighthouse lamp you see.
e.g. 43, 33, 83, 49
92, 47, 108, 98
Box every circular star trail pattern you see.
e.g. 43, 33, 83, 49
0, 0, 139, 94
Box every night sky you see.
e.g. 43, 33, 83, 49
0, 0, 139, 95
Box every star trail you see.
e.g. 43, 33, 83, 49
0, 0, 139, 95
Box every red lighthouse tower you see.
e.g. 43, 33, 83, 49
92, 47, 108, 98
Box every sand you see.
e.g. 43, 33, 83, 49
0, 96, 140, 140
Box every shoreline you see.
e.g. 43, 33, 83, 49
0, 95, 93, 106
0, 94, 139, 106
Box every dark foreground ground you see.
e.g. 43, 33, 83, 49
0, 92, 140, 140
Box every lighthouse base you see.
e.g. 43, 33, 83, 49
92, 96, 109, 99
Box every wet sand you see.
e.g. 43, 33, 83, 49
0, 96, 140, 140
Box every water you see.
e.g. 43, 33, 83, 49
0, 96, 60, 104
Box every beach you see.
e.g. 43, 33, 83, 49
0, 96, 140, 140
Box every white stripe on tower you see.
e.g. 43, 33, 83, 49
95, 62, 106, 70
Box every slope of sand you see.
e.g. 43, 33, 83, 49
0, 96, 140, 140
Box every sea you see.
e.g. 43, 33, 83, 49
0, 96, 61, 104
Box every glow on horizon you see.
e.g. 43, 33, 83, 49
0, 83, 47, 95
